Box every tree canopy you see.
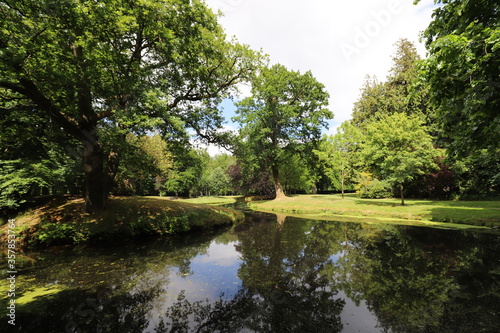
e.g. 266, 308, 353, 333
0, 0, 262, 211
233, 64, 332, 198
416, 0, 500, 156
315, 121, 361, 198
352, 39, 433, 127
361, 112, 439, 205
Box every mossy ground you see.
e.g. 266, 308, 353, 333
247, 193, 500, 228
0, 195, 243, 249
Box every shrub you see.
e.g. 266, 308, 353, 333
356, 173, 393, 199
128, 213, 191, 236
35, 223, 89, 246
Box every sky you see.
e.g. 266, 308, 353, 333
200, 0, 437, 154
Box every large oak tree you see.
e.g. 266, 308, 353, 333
0, 0, 261, 212
233, 64, 332, 199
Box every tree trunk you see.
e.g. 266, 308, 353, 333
272, 166, 286, 199
105, 150, 120, 198
83, 139, 107, 213
400, 184, 405, 206
341, 169, 345, 199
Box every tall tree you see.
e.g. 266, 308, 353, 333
163, 148, 204, 197
315, 121, 361, 198
362, 113, 439, 205
0, 0, 261, 212
352, 39, 433, 127
233, 64, 332, 199
199, 153, 235, 196
386, 39, 421, 104
351, 75, 387, 126
416, 0, 500, 156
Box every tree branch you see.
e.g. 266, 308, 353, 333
95, 109, 114, 121
1, 78, 93, 143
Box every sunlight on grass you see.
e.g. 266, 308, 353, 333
249, 194, 500, 227
1, 196, 244, 249
179, 196, 241, 205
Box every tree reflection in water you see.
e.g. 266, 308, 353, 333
155, 212, 499, 333
156, 212, 345, 332
3, 211, 498, 333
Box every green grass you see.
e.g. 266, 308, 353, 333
176, 196, 241, 206
0, 196, 244, 249
248, 193, 500, 228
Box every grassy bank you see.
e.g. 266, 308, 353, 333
248, 194, 500, 228
0, 196, 243, 249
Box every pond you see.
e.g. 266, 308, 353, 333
2, 210, 499, 333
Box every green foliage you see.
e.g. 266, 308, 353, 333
0, 0, 263, 211
361, 113, 440, 204
111, 134, 174, 196
352, 39, 434, 127
355, 172, 393, 199
351, 75, 388, 126
163, 149, 204, 197
0, 160, 50, 211
0, 101, 83, 210
416, 0, 500, 155
233, 63, 332, 197
314, 121, 362, 195
129, 214, 190, 236
199, 153, 235, 196
279, 152, 316, 194
201, 166, 232, 195
35, 223, 90, 246
453, 148, 500, 199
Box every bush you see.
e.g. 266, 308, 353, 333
35, 223, 90, 246
128, 213, 191, 236
356, 173, 393, 199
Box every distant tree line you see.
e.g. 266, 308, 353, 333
229, 34, 499, 204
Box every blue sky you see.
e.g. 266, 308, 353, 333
219, 98, 239, 129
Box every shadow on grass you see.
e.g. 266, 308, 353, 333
416, 200, 500, 209
429, 207, 500, 227
354, 198, 500, 210
353, 199, 403, 207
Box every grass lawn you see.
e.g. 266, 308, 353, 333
248, 193, 500, 228
1, 196, 243, 250
177, 196, 241, 206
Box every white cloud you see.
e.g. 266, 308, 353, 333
204, 142, 231, 156
191, 124, 237, 156
205, 0, 435, 128
193, 241, 241, 266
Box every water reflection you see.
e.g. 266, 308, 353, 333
2, 212, 499, 332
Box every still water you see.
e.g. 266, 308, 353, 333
2, 211, 499, 332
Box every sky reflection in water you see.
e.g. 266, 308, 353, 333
2, 211, 499, 333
